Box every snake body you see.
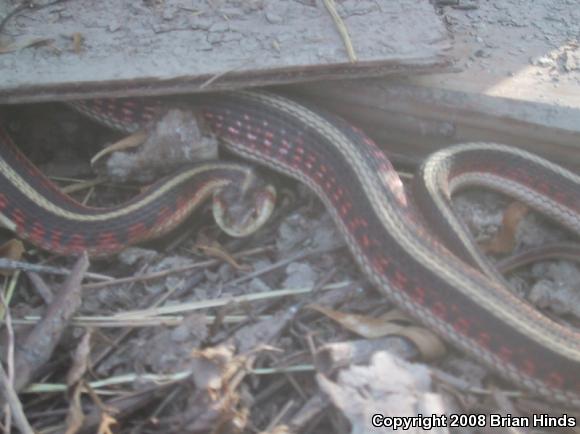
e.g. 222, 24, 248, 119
1, 90, 579, 405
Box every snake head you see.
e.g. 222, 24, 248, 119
212, 174, 276, 237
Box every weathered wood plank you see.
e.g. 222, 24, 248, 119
0, 0, 451, 103
290, 0, 580, 169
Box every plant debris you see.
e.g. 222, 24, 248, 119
2, 66, 580, 434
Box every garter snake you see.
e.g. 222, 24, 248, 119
1, 90, 579, 406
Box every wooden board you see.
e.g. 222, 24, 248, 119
0, 0, 451, 103
289, 0, 580, 170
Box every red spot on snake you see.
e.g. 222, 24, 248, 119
498, 346, 513, 362
364, 137, 376, 147
69, 234, 86, 251
0, 193, 6, 209
155, 207, 172, 227
432, 302, 448, 320
545, 372, 564, 389
30, 221, 45, 244
98, 232, 119, 249
371, 256, 389, 274
477, 332, 491, 349
339, 202, 352, 217
50, 230, 62, 249
453, 318, 471, 335
393, 271, 408, 288
265, 131, 274, 140
519, 360, 536, 377
360, 234, 370, 248
411, 286, 426, 304
11, 208, 25, 230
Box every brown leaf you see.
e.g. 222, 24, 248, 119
72, 32, 84, 54
0, 38, 53, 54
308, 304, 446, 360
90, 131, 148, 166
97, 413, 118, 434
0, 239, 25, 276
64, 383, 84, 434
481, 201, 529, 254
196, 241, 251, 272
67, 331, 92, 387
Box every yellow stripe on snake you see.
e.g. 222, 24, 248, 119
0, 90, 579, 406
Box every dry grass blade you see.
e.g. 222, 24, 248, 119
90, 131, 148, 166
0, 38, 54, 54
308, 304, 446, 360
113, 281, 349, 319
0, 364, 33, 434
481, 201, 529, 254
195, 241, 251, 272
322, 0, 357, 62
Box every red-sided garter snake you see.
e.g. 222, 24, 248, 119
1, 90, 579, 406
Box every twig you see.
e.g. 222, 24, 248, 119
83, 245, 270, 290
26, 365, 316, 394
112, 281, 350, 319
0, 364, 34, 434
226, 245, 342, 286
322, 0, 357, 63
0, 258, 112, 281
0, 291, 15, 432
12, 253, 88, 393
0, 0, 69, 35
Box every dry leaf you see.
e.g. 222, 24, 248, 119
67, 332, 92, 387
72, 32, 84, 53
481, 201, 529, 254
308, 304, 446, 360
0, 38, 53, 54
97, 413, 118, 434
260, 425, 291, 434
91, 131, 148, 166
0, 239, 25, 276
196, 241, 251, 272
64, 383, 84, 434
317, 352, 448, 434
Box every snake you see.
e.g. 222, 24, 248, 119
0, 90, 579, 406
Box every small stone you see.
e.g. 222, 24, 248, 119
265, 11, 283, 24
171, 325, 191, 342
531, 56, 555, 68
108, 20, 121, 32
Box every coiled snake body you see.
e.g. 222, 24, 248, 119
1, 91, 579, 406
